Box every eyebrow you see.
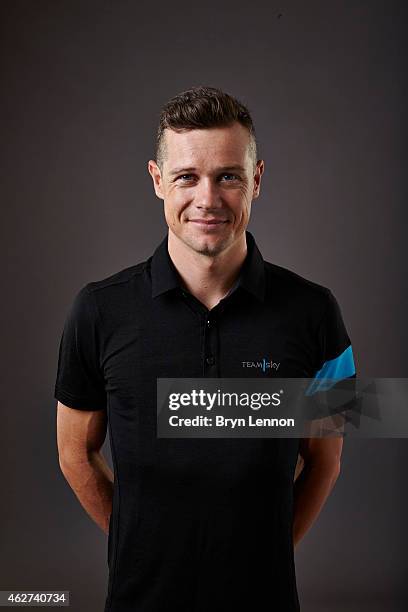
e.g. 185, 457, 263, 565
168, 165, 247, 176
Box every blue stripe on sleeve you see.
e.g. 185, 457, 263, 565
306, 345, 356, 395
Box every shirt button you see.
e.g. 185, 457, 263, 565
206, 356, 215, 365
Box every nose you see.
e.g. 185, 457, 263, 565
194, 177, 223, 210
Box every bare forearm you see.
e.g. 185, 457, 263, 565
293, 461, 340, 548
59, 451, 114, 534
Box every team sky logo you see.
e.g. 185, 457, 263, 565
241, 358, 281, 373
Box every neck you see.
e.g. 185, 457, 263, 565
167, 230, 248, 310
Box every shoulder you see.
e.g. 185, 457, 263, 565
85, 260, 149, 294
74, 260, 151, 321
263, 260, 332, 309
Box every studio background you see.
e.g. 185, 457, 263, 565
1, 1, 407, 611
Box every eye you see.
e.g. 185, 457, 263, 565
220, 174, 239, 181
177, 174, 195, 181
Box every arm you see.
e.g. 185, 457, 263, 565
56, 401, 114, 535
293, 432, 343, 548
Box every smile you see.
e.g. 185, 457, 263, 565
189, 219, 228, 225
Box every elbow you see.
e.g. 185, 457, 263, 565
330, 459, 341, 485
307, 456, 342, 484
58, 453, 74, 477
58, 452, 70, 472
58, 449, 92, 475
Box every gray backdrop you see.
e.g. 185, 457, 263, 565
1, 1, 407, 611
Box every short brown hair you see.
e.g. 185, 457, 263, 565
155, 85, 258, 171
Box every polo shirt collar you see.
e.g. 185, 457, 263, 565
151, 230, 265, 302
151, 235, 181, 298
237, 231, 266, 302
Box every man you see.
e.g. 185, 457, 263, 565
55, 86, 356, 611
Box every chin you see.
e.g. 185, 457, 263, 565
188, 236, 232, 257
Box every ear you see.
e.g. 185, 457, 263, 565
252, 160, 265, 199
148, 160, 165, 200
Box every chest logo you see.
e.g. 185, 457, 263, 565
241, 358, 281, 372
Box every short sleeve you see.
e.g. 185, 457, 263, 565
315, 289, 356, 378
306, 290, 356, 395
54, 285, 107, 411
305, 290, 358, 432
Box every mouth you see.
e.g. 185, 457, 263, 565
188, 219, 229, 226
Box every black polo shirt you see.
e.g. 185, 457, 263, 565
54, 231, 355, 612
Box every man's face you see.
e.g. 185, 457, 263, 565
148, 122, 264, 257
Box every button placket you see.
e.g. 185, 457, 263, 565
203, 311, 218, 376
